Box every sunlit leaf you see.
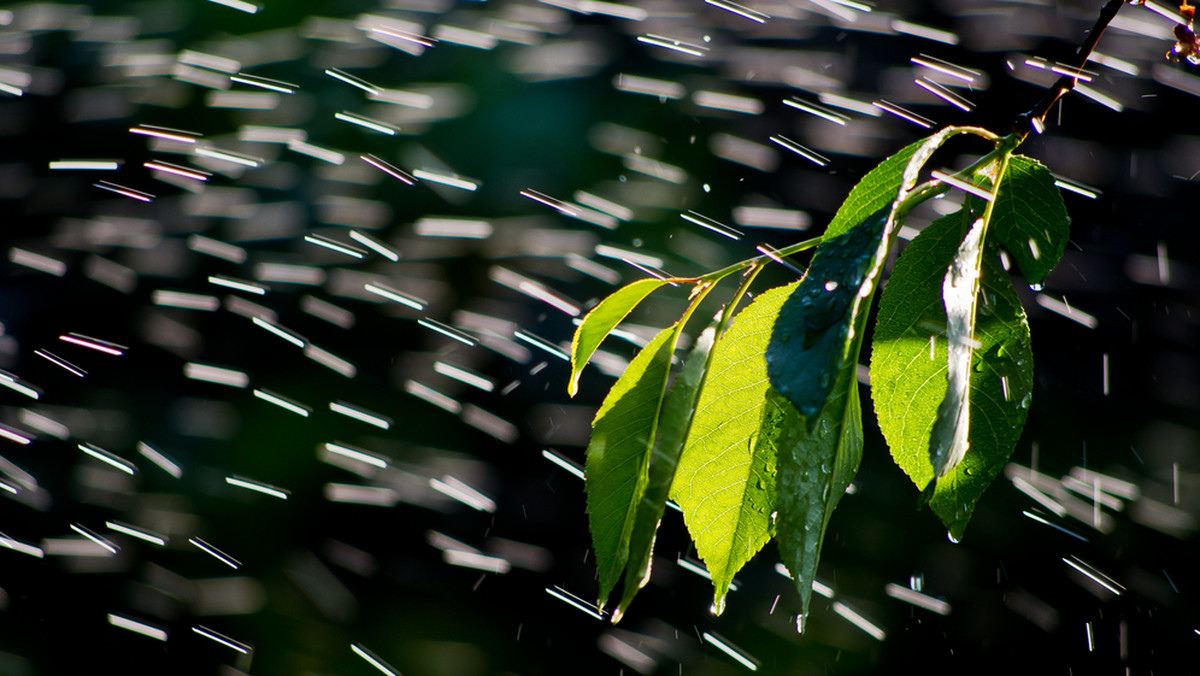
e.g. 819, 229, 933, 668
871, 211, 1034, 540
990, 155, 1069, 285
822, 127, 992, 242
614, 325, 716, 622
569, 278, 669, 397
822, 144, 921, 242
585, 326, 676, 605
670, 282, 800, 614
584, 280, 718, 609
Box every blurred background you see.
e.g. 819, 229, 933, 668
0, 0, 1198, 673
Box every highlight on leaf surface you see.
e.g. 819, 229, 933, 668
928, 153, 1011, 486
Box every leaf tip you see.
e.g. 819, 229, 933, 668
917, 478, 937, 508
709, 595, 727, 617
609, 606, 624, 625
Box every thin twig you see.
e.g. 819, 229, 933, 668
1013, 0, 1128, 136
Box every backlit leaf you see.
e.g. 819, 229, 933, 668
871, 211, 1034, 540
822, 143, 921, 241
569, 278, 669, 397
822, 127, 991, 241
585, 326, 676, 605
614, 325, 715, 622
670, 282, 800, 614
990, 155, 1069, 285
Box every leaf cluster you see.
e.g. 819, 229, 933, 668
568, 126, 1069, 626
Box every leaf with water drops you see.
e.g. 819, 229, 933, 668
989, 155, 1069, 285
670, 282, 800, 615
569, 278, 670, 397
770, 127, 976, 423
871, 210, 1034, 540
767, 207, 888, 424
773, 370, 862, 627
614, 325, 715, 622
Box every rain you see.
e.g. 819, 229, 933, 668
0, 0, 1198, 673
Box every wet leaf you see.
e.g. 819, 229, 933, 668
927, 213, 988, 482
767, 208, 888, 423
871, 211, 1034, 540
770, 127, 969, 423
569, 278, 669, 397
990, 155, 1069, 285
585, 326, 676, 606
766, 128, 980, 615
773, 372, 862, 627
670, 282, 799, 614
614, 325, 716, 622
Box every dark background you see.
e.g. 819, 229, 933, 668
0, 0, 1198, 673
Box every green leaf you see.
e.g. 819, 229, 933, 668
614, 325, 716, 623
767, 211, 876, 625
990, 155, 1069, 285
823, 143, 921, 241
767, 129, 982, 617
822, 127, 989, 242
767, 207, 888, 423
871, 211, 1034, 540
569, 278, 669, 397
928, 192, 997, 485
670, 282, 800, 615
771, 127, 971, 423
774, 371, 862, 630
585, 326, 676, 605
584, 279, 719, 609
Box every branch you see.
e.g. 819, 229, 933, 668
1012, 0, 1128, 136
